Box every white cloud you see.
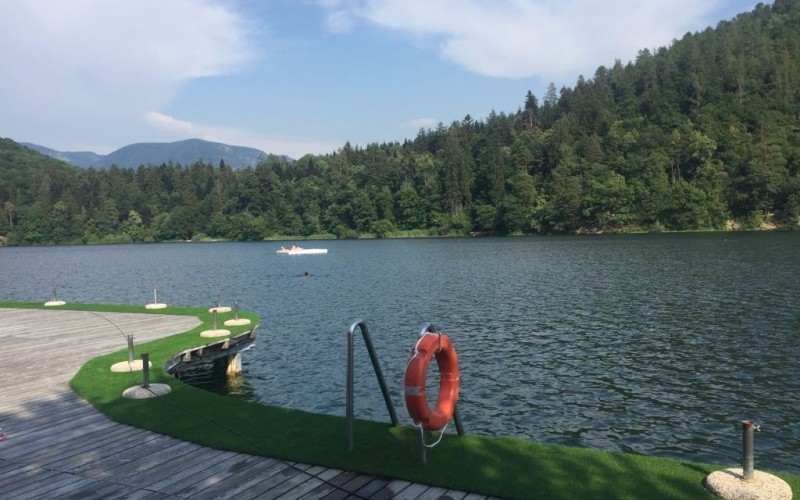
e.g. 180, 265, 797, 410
405, 118, 438, 130
145, 112, 196, 134
0, 0, 255, 152
320, 0, 729, 80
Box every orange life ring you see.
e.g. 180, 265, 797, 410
403, 333, 459, 431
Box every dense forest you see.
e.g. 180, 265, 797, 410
2, 1, 800, 246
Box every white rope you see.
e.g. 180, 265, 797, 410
418, 420, 450, 448
402, 332, 437, 422
403, 332, 431, 375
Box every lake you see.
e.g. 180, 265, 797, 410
1, 232, 798, 473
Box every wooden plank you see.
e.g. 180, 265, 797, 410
251, 468, 317, 500
190, 457, 295, 499
54, 428, 167, 472
388, 481, 432, 500
141, 448, 232, 490
0, 463, 44, 484
2, 412, 124, 460
148, 451, 253, 495
339, 472, 376, 493
49, 478, 138, 500
218, 461, 304, 498
299, 467, 352, 500
1, 468, 64, 499
18, 474, 94, 500
354, 477, 393, 498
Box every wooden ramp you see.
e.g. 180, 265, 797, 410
0, 308, 492, 499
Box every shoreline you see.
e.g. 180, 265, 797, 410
0, 224, 795, 248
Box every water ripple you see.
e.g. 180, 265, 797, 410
1, 233, 798, 472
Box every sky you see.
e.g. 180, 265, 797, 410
0, 0, 768, 159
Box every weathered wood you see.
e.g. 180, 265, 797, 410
0, 308, 488, 499
164, 328, 255, 373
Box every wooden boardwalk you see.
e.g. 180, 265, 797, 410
0, 308, 494, 499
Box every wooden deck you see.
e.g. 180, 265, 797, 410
0, 308, 494, 499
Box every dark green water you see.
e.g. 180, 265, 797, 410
1, 232, 798, 472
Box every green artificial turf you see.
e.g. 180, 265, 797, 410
2, 301, 797, 499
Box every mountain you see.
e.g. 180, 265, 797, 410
22, 138, 270, 169
21, 143, 104, 167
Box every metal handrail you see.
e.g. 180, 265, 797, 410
346, 319, 399, 451
418, 322, 437, 337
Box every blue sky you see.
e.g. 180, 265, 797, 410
0, 0, 767, 159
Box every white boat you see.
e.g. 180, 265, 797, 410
277, 246, 328, 255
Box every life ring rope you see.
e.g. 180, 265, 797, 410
417, 420, 450, 448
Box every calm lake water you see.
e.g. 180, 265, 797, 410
1, 233, 798, 473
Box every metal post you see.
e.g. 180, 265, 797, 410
453, 405, 465, 436
126, 335, 134, 364
213, 310, 218, 330
52, 288, 58, 302
234, 300, 240, 320
742, 419, 756, 481
346, 327, 355, 451
419, 429, 427, 464
153, 289, 158, 304
141, 353, 150, 388
360, 323, 399, 426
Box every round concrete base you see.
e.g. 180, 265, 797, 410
44, 301, 66, 307
110, 360, 152, 373
145, 303, 167, 310
209, 306, 232, 314
122, 383, 171, 399
705, 468, 792, 500
200, 329, 230, 338
224, 318, 251, 326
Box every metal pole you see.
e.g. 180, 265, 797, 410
453, 405, 465, 436
153, 289, 158, 304
234, 300, 240, 320
360, 322, 399, 426
126, 335, 134, 364
213, 310, 218, 330
141, 353, 150, 388
419, 429, 427, 464
346, 328, 355, 451
742, 419, 755, 481
52, 288, 58, 302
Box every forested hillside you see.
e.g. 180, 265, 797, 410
1, 1, 799, 246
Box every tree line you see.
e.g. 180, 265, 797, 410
1, 0, 799, 246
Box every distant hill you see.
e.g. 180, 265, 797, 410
23, 138, 273, 169
21, 143, 104, 167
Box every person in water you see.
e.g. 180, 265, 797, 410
303, 271, 311, 278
